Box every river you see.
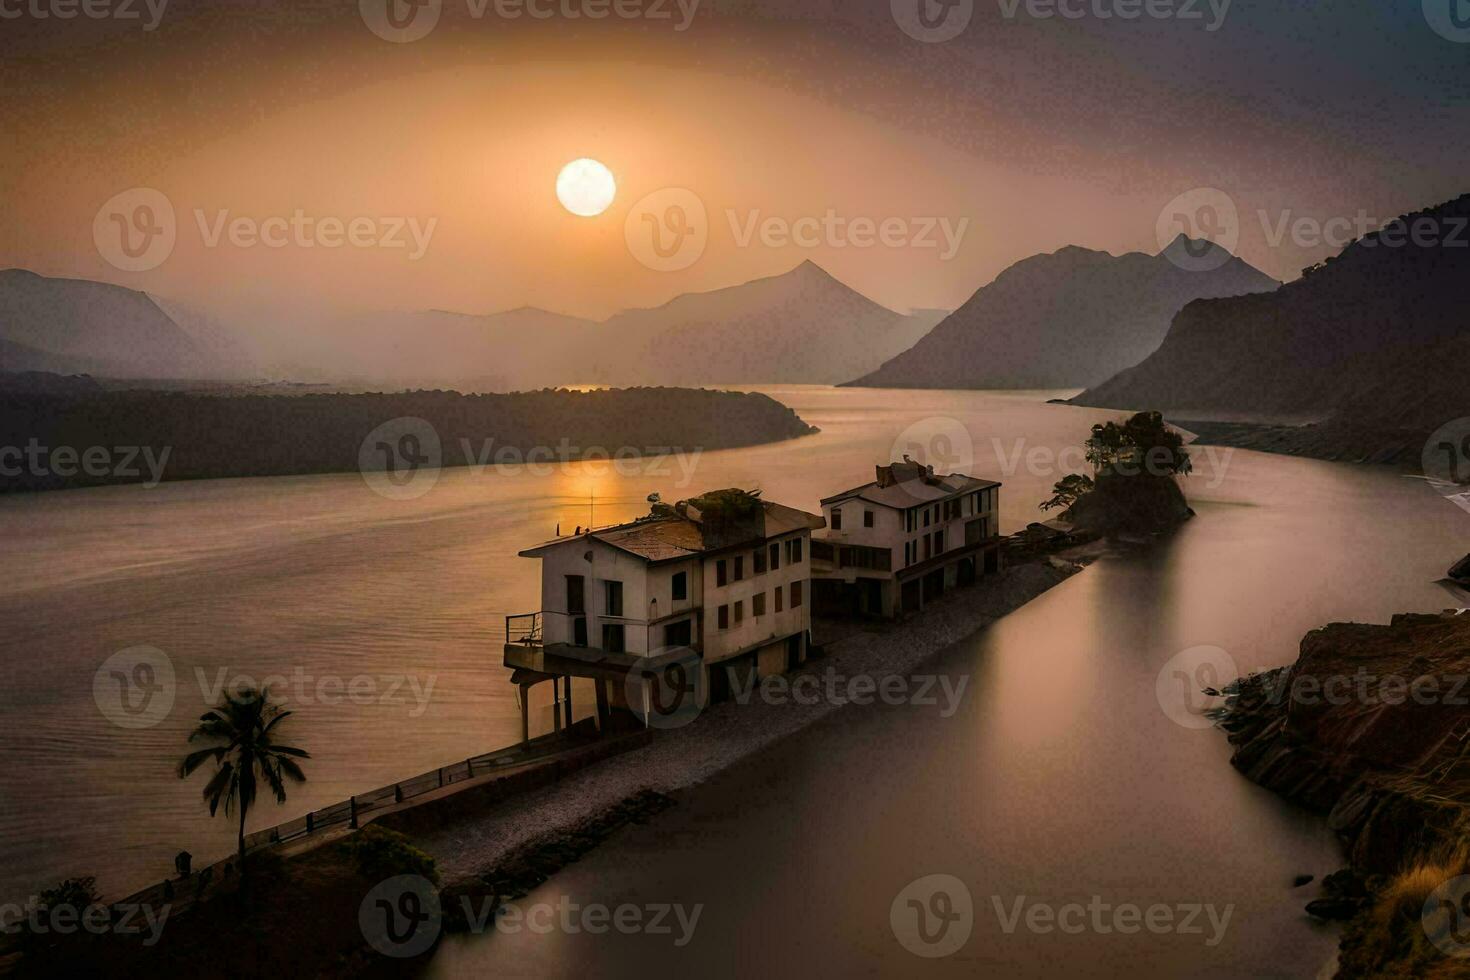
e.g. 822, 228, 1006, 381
1, 386, 1464, 975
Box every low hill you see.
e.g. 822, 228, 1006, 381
0, 383, 817, 492
602, 261, 942, 386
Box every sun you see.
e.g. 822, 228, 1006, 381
556, 158, 616, 217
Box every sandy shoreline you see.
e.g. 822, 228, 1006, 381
413, 558, 1085, 888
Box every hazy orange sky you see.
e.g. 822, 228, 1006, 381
3, 0, 1467, 322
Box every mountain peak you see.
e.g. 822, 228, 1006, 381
786, 258, 834, 280
1157, 233, 1230, 260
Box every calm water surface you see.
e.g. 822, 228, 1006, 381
2, 386, 1465, 977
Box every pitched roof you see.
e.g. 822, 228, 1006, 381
519, 494, 825, 564
821, 471, 999, 510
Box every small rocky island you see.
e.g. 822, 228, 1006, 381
1216, 609, 1470, 978
1041, 410, 1194, 538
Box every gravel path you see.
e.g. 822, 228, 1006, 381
417, 560, 1084, 886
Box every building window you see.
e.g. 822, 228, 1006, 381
754, 548, 767, 574
791, 538, 803, 564
604, 580, 623, 617
831, 507, 843, 531
565, 575, 585, 615
716, 559, 727, 587
791, 581, 803, 607
864, 510, 874, 528
775, 586, 784, 612
734, 556, 745, 581
753, 592, 766, 617
923, 509, 931, 528
734, 600, 744, 624
664, 619, 692, 649
769, 542, 780, 570
924, 536, 932, 561
602, 623, 626, 653
906, 509, 916, 533
718, 604, 729, 630
672, 571, 687, 602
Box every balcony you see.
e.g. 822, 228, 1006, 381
502, 610, 695, 681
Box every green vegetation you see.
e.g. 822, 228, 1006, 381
1040, 473, 1094, 513
177, 688, 310, 875
689, 487, 764, 522
1043, 411, 1193, 535
337, 825, 438, 883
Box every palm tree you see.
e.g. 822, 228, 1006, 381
178, 687, 310, 874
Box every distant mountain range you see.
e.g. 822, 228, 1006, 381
595, 260, 942, 386
0, 269, 253, 380
845, 238, 1277, 390
0, 263, 941, 390
1073, 193, 1470, 465
324, 261, 942, 389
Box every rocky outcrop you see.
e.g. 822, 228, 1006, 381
1064, 471, 1193, 538
1218, 612, 1470, 873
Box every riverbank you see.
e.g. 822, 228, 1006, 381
1176, 418, 1432, 468
407, 557, 1085, 891
1215, 609, 1470, 977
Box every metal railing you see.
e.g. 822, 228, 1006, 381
507, 611, 543, 645
101, 723, 600, 913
